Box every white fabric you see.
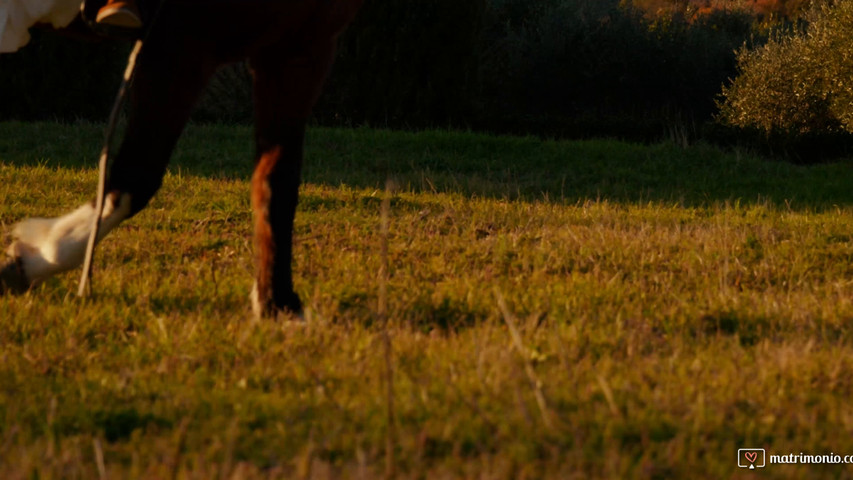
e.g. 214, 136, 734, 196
8, 193, 131, 284
0, 0, 80, 53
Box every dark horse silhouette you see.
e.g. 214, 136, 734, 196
0, 0, 364, 318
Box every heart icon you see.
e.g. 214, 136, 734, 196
745, 451, 758, 463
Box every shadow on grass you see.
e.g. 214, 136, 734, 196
331, 288, 485, 333
2, 121, 853, 211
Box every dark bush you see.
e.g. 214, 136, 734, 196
198, 0, 489, 126
201, 0, 761, 139
316, 0, 488, 127
0, 0, 767, 143
0, 29, 130, 121
193, 62, 254, 124
469, 0, 758, 139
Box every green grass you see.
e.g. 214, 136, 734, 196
2, 121, 853, 478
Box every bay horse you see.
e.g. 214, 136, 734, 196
0, 0, 364, 318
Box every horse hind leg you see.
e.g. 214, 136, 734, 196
1, 192, 131, 293
249, 41, 338, 319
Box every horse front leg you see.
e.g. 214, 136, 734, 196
249, 41, 337, 319
1, 35, 216, 294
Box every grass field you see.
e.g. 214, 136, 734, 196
2, 121, 853, 478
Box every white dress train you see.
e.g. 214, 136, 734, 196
0, 0, 80, 53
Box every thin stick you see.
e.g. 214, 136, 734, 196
595, 373, 622, 418
379, 178, 395, 479
93, 438, 107, 480
494, 288, 554, 431
168, 417, 190, 480
78, 40, 143, 298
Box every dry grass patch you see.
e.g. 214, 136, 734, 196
1, 122, 853, 478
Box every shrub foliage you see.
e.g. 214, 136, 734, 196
718, 0, 853, 135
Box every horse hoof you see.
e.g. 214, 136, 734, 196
0, 257, 30, 295
250, 282, 304, 321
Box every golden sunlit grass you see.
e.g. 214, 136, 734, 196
1, 122, 853, 478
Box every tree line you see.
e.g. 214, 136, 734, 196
1, 0, 849, 159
